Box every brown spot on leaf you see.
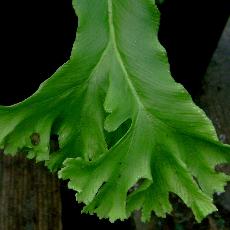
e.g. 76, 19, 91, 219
30, 133, 40, 146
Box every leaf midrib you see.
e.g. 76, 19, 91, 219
106, 1, 216, 142
67, 0, 213, 146
108, 0, 144, 111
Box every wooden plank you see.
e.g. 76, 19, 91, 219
200, 18, 230, 144
199, 18, 230, 215
0, 153, 62, 230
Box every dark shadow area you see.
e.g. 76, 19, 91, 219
0, 0, 77, 105
105, 118, 132, 149
60, 181, 134, 230
157, 0, 230, 97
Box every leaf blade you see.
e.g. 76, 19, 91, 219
0, 0, 230, 223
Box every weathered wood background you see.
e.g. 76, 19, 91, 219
0, 154, 62, 230
199, 18, 230, 216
